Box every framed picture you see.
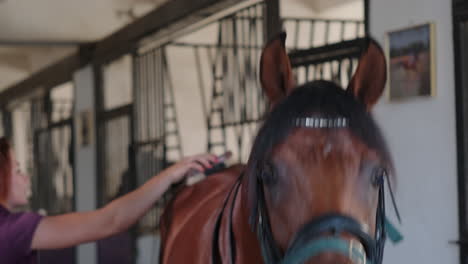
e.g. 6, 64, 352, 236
386, 23, 436, 100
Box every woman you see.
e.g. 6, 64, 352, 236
0, 137, 219, 264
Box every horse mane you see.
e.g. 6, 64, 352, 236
245, 80, 394, 228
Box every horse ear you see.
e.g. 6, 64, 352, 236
260, 32, 296, 109
347, 38, 387, 111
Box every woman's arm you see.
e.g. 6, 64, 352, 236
31, 153, 217, 250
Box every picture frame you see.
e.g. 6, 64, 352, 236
385, 23, 436, 100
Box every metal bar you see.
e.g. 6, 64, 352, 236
453, 6, 468, 262
294, 19, 300, 49
324, 21, 330, 45
159, 48, 165, 163
337, 60, 343, 84
151, 50, 158, 176
341, 21, 346, 41
364, 0, 370, 35
312, 64, 317, 81
163, 48, 183, 156
97, 104, 133, 122
214, 118, 262, 127
247, 5, 254, 121
194, 47, 209, 121
238, 16, 363, 23
149, 50, 156, 141
309, 21, 315, 47
132, 52, 140, 142
356, 22, 361, 38
289, 38, 365, 67
34, 118, 72, 133
256, 2, 264, 117
251, 6, 259, 118
142, 52, 150, 141
134, 138, 164, 151
240, 10, 248, 122
264, 0, 281, 41
170, 42, 263, 49
283, 17, 363, 23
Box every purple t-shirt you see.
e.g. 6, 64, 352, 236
0, 205, 43, 264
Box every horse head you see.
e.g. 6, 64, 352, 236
244, 33, 394, 264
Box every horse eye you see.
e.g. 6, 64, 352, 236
371, 167, 385, 187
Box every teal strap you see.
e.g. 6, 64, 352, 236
281, 237, 372, 264
280, 219, 403, 264
385, 218, 404, 244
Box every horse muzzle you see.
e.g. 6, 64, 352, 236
280, 214, 375, 264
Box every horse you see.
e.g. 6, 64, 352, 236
160, 33, 398, 264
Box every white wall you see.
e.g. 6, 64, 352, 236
370, 1, 459, 263
73, 66, 98, 264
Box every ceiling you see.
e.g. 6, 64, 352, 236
0, 0, 169, 90
0, 0, 168, 42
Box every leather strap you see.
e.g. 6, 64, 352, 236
211, 175, 242, 264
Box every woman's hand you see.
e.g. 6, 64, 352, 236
158, 153, 219, 184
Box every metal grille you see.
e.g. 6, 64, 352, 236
167, 1, 266, 162
133, 47, 182, 233
283, 17, 365, 50
289, 38, 365, 88
29, 84, 75, 216
282, 14, 365, 87
165, 3, 365, 162
25, 85, 76, 264
100, 114, 132, 204
33, 121, 74, 215
213, 2, 266, 162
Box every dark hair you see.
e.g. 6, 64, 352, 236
0, 137, 12, 201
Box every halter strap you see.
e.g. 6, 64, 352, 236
211, 175, 243, 264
